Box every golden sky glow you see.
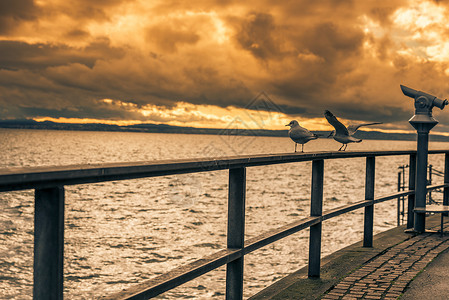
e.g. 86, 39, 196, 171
35, 98, 411, 133
2, 0, 449, 134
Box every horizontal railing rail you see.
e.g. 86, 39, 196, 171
0, 150, 434, 192
2, 149, 449, 299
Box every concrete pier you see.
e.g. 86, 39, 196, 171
250, 215, 449, 300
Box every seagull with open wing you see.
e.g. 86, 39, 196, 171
324, 110, 382, 151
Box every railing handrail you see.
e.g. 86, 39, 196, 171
3, 149, 449, 299
3, 149, 447, 192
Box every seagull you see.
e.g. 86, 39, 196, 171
286, 120, 318, 152
324, 110, 382, 151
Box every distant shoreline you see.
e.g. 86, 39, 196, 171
1, 119, 448, 142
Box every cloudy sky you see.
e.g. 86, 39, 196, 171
2, 0, 449, 133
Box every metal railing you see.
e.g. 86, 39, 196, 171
2, 150, 449, 299
397, 163, 448, 225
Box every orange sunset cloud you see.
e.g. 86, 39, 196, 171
1, 0, 449, 133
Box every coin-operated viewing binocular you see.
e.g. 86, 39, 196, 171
400, 84, 448, 125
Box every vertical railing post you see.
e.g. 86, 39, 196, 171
308, 159, 324, 278
443, 153, 449, 208
407, 154, 416, 229
401, 167, 405, 224
428, 164, 433, 203
397, 171, 401, 226
363, 156, 375, 247
34, 186, 65, 300
226, 167, 246, 300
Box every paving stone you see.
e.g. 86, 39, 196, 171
331, 289, 347, 295
364, 295, 382, 299
353, 282, 366, 286
320, 233, 449, 300
388, 288, 405, 293
347, 291, 364, 296
336, 282, 352, 286
386, 291, 402, 296
327, 292, 344, 297
345, 295, 363, 299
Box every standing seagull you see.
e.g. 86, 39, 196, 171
286, 120, 318, 152
324, 110, 382, 151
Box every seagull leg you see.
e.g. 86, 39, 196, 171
301, 144, 304, 152
343, 144, 347, 151
338, 144, 344, 151
294, 143, 297, 153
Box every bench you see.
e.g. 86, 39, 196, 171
414, 205, 449, 236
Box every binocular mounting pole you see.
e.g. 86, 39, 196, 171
401, 85, 448, 233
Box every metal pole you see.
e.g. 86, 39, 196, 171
400, 165, 408, 224
308, 159, 324, 278
402, 166, 406, 224
226, 167, 246, 300
34, 186, 65, 300
444, 153, 449, 215
401, 84, 445, 232
364, 156, 375, 247
407, 154, 416, 229
397, 171, 401, 226
428, 164, 433, 203
414, 126, 431, 232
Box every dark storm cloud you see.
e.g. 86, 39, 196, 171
179, 65, 253, 107
300, 22, 364, 64
234, 12, 283, 60
0, 0, 39, 34
223, 4, 375, 116
0, 39, 124, 70
0, 38, 127, 120
0, 41, 254, 120
53, 0, 135, 21
19, 104, 147, 121
146, 24, 201, 53
328, 105, 411, 125
65, 29, 91, 40
272, 21, 364, 91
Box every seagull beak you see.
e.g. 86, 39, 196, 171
285, 124, 289, 126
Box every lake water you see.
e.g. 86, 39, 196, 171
0, 129, 448, 299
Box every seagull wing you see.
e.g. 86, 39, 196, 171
290, 126, 314, 140
324, 110, 349, 136
347, 122, 382, 135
